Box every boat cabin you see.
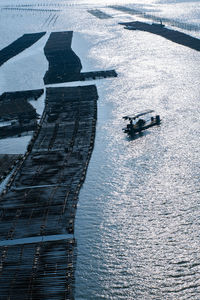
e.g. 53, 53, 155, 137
123, 109, 160, 137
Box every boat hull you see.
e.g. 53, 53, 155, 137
123, 119, 161, 137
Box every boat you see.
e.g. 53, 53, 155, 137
122, 109, 161, 137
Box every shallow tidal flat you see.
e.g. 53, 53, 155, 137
0, 85, 98, 298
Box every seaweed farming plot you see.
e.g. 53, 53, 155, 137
0, 85, 98, 298
0, 98, 36, 120
0, 120, 37, 139
120, 21, 200, 52
0, 32, 46, 67
81, 70, 117, 80
0, 89, 44, 139
109, 5, 142, 16
2, 7, 60, 12
0, 85, 98, 240
43, 31, 82, 84
0, 89, 44, 102
0, 239, 76, 299
88, 9, 113, 19
0, 154, 21, 183
110, 5, 200, 32
0, 98, 37, 139
43, 31, 117, 84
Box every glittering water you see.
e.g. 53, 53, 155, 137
72, 3, 200, 299
0, 0, 200, 299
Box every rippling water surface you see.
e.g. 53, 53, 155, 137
72, 2, 200, 299
0, 0, 199, 298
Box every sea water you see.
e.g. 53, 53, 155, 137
0, 0, 199, 298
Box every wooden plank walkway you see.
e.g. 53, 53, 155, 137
0, 85, 98, 299
0, 32, 46, 67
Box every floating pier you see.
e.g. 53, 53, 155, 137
0, 32, 46, 67
120, 21, 200, 52
0, 85, 98, 298
43, 31, 117, 84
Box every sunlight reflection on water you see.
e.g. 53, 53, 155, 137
0, 0, 199, 298
74, 4, 200, 299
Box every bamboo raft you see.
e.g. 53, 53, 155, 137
0, 32, 46, 67
0, 85, 98, 299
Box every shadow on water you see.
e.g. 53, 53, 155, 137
125, 129, 152, 141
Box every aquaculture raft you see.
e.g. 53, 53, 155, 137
0, 154, 22, 183
120, 21, 200, 51
0, 32, 46, 67
0, 89, 44, 102
0, 85, 98, 299
43, 31, 117, 84
43, 31, 82, 84
0, 89, 44, 139
88, 9, 113, 19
